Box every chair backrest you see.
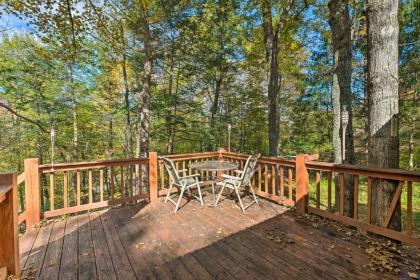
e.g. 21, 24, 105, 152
240, 154, 260, 186
160, 157, 181, 186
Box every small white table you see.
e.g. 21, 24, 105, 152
190, 160, 239, 205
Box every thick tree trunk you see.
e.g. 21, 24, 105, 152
166, 40, 176, 154
122, 53, 133, 158
262, 0, 280, 156
329, 0, 355, 216
137, 7, 153, 190
262, 0, 292, 156
367, 0, 400, 230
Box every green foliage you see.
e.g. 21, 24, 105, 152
0, 0, 418, 172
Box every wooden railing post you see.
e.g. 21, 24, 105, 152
296, 154, 309, 215
0, 173, 19, 276
24, 158, 40, 228
218, 148, 226, 161
149, 152, 158, 202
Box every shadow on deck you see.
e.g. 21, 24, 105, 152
19, 195, 403, 279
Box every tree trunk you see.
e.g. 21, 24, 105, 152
262, 0, 291, 156
69, 64, 78, 161
166, 39, 176, 154
106, 81, 113, 159
329, 0, 355, 216
367, 0, 400, 230
137, 6, 153, 190
122, 53, 133, 158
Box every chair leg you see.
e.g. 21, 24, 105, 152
235, 185, 246, 213
165, 182, 174, 203
197, 182, 204, 207
249, 183, 258, 204
174, 185, 186, 213
215, 182, 227, 206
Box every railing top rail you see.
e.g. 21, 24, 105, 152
158, 152, 219, 161
39, 157, 149, 173
0, 185, 13, 197
222, 151, 419, 182
305, 161, 420, 182
221, 151, 296, 167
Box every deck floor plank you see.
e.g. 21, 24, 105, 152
59, 216, 79, 280
108, 206, 157, 280
152, 202, 214, 279
78, 213, 97, 280
146, 203, 196, 280
19, 196, 402, 280
39, 219, 66, 280
89, 211, 117, 280
19, 228, 38, 269
100, 210, 137, 280
21, 222, 53, 279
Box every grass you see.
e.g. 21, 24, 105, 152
307, 173, 420, 237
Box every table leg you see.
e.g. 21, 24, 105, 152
211, 179, 216, 205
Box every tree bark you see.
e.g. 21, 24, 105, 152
122, 52, 133, 158
328, 0, 355, 216
137, 3, 153, 190
262, 0, 279, 156
69, 64, 78, 161
261, 0, 291, 156
367, 0, 400, 230
166, 38, 176, 154
106, 80, 113, 159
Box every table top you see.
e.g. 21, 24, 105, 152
190, 160, 238, 171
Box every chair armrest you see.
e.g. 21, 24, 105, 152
181, 174, 200, 179
234, 170, 243, 174
177, 169, 188, 173
221, 174, 241, 181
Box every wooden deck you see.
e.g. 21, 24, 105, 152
19, 195, 406, 280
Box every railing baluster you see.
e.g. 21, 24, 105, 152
88, 170, 93, 204
130, 165, 134, 198
258, 163, 262, 192
367, 177, 372, 223
339, 173, 345, 215
76, 170, 81, 205
407, 181, 412, 236
121, 166, 125, 198
288, 168, 293, 200
264, 164, 268, 192
280, 166, 284, 199
271, 165, 275, 194
138, 164, 143, 195
353, 175, 359, 219
99, 169, 104, 202
160, 161, 165, 190
50, 173, 54, 211
110, 167, 114, 200
63, 171, 68, 208
327, 172, 332, 212
316, 171, 320, 209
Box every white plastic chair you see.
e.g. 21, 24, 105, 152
160, 157, 204, 213
215, 154, 260, 212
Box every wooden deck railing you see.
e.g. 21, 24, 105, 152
220, 151, 297, 206
37, 156, 152, 218
302, 158, 420, 246
0, 173, 19, 276
1, 150, 419, 275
